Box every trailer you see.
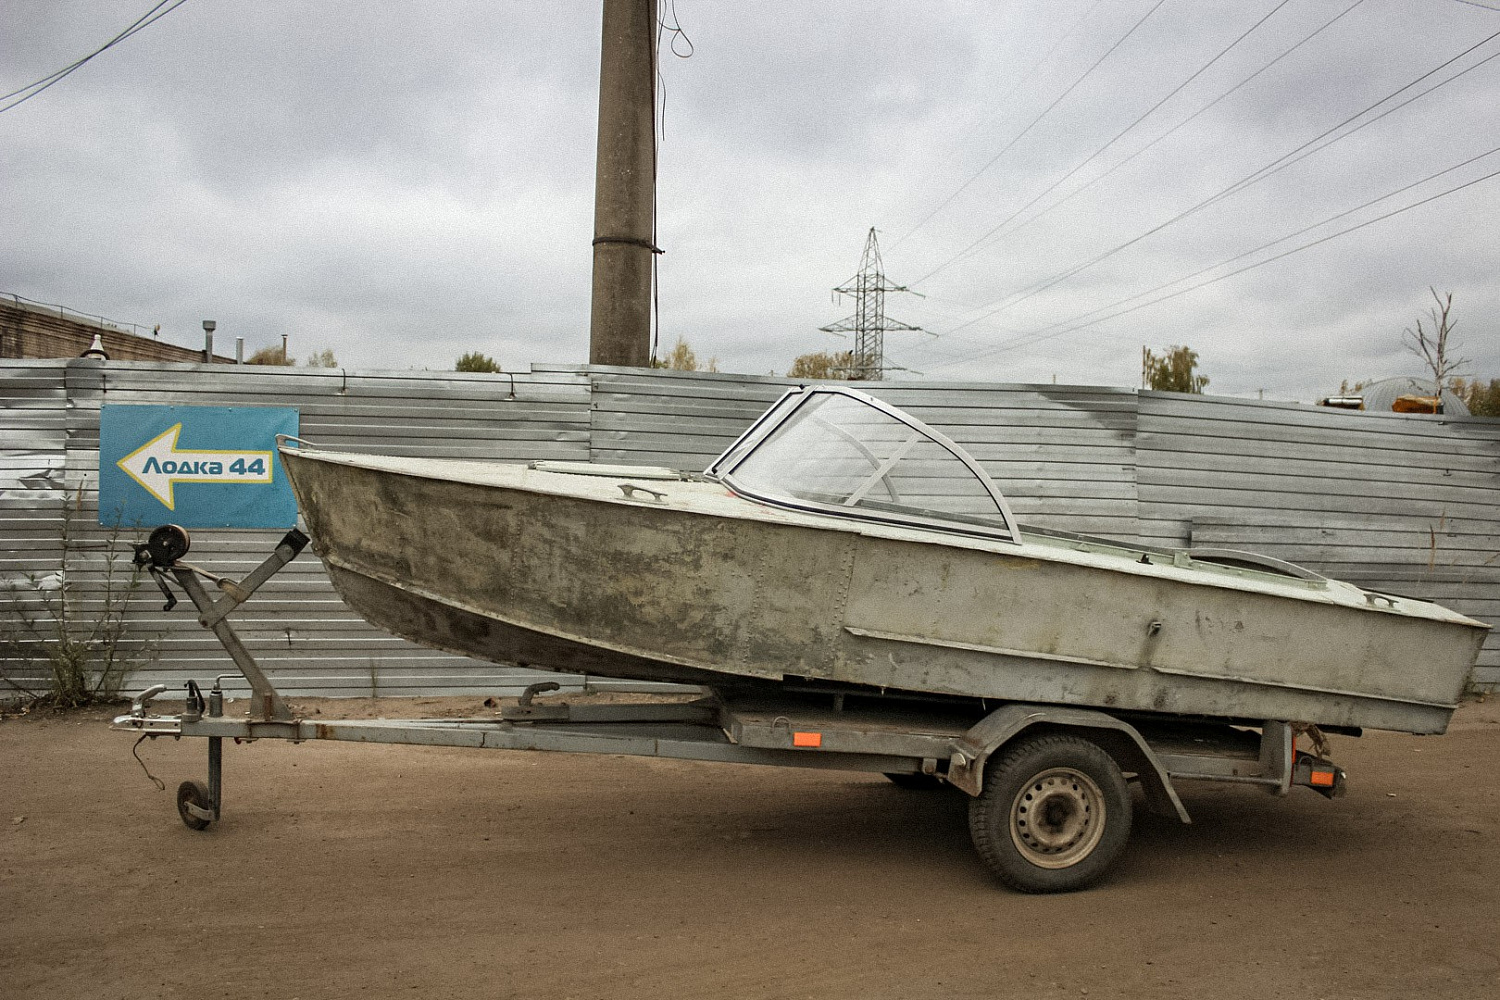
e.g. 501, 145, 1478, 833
115, 525, 1349, 893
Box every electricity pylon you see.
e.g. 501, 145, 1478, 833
819, 228, 923, 380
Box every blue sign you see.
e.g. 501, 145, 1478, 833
99, 405, 300, 528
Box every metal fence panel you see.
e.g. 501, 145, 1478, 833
575, 366, 1142, 539
2, 360, 642, 700
0, 362, 71, 693
4, 361, 1496, 697
1136, 392, 1500, 687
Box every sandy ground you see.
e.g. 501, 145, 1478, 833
3, 695, 1498, 1000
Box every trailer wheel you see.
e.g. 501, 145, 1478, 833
884, 772, 946, 790
968, 733, 1131, 893
176, 780, 213, 831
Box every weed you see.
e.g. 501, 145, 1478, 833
0, 487, 159, 708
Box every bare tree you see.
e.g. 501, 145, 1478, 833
1403, 288, 1469, 390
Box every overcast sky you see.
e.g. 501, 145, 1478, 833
4, 0, 1499, 401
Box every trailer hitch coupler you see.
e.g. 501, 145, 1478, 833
130, 684, 169, 719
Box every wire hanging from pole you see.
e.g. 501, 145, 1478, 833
649, 0, 695, 365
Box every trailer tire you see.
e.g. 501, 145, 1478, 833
968, 733, 1131, 893
884, 772, 946, 790
176, 780, 213, 831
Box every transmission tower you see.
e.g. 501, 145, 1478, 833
819, 228, 923, 380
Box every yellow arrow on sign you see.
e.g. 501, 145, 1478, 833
115, 424, 274, 509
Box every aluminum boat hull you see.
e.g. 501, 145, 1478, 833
280, 448, 1488, 735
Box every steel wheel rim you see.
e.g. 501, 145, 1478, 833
1008, 766, 1107, 869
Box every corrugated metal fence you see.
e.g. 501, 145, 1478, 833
3, 359, 1496, 698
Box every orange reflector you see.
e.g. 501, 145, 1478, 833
1310, 770, 1336, 787
792, 731, 822, 748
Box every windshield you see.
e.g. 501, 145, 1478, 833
707, 388, 1019, 541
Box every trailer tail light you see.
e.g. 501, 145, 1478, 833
1292, 751, 1346, 798
793, 731, 822, 748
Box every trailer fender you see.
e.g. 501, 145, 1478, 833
947, 704, 1191, 824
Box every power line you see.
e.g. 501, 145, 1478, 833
909, 0, 1298, 288
1052, 145, 1500, 337
892, 0, 1160, 247
0, 0, 191, 115
1013, 144, 1500, 352
929, 25, 1500, 339
1202, 43, 1500, 214
891, 0, 1106, 247
911, 0, 1370, 327
929, 0, 1368, 283
928, 150, 1500, 371
955, 163, 1500, 365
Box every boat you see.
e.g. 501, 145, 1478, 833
277, 386, 1488, 735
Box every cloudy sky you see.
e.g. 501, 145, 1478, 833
4, 0, 1499, 401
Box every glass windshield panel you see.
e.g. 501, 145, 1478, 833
709, 390, 802, 473
724, 393, 1009, 530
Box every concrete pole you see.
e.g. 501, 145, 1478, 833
589, 0, 656, 367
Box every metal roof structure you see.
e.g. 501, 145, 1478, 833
1358, 376, 1471, 416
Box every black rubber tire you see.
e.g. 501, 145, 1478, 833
884, 772, 947, 790
176, 779, 213, 831
968, 733, 1131, 893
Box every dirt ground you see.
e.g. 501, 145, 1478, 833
3, 695, 1498, 1000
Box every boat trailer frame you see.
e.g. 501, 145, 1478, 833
115, 525, 1347, 871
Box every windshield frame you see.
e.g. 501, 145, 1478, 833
705, 386, 1021, 543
